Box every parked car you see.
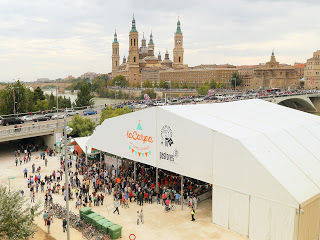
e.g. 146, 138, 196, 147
66, 109, 79, 116
51, 114, 64, 120
0, 116, 3, 125
83, 110, 97, 115
2, 117, 24, 126
44, 113, 56, 119
21, 115, 34, 121
33, 116, 50, 122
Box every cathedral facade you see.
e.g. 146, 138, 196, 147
111, 16, 185, 84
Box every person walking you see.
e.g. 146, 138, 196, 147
45, 158, 48, 167
136, 211, 140, 225
140, 208, 144, 224
62, 218, 67, 232
43, 211, 49, 226
15, 158, 18, 166
47, 218, 51, 233
113, 200, 120, 215
191, 207, 195, 221
193, 196, 198, 210
23, 168, 28, 178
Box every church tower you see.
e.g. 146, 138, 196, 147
112, 30, 120, 78
266, 50, 279, 68
148, 32, 155, 56
173, 18, 184, 68
128, 15, 140, 83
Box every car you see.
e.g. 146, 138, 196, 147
51, 114, 64, 120
44, 113, 56, 119
2, 117, 24, 126
66, 109, 79, 116
0, 116, 3, 125
83, 110, 97, 115
20, 115, 34, 121
33, 116, 50, 122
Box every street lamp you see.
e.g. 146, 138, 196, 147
165, 81, 172, 103
63, 111, 73, 240
9, 84, 20, 116
8, 177, 15, 192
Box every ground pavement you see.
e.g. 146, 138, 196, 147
0, 141, 248, 240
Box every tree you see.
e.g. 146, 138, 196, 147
91, 77, 106, 93
0, 186, 41, 239
48, 92, 56, 110
173, 82, 179, 89
197, 85, 210, 95
140, 89, 156, 100
159, 80, 169, 89
110, 75, 128, 87
35, 99, 49, 111
68, 115, 95, 137
153, 81, 159, 88
142, 80, 153, 88
182, 81, 188, 89
75, 83, 94, 107
209, 79, 217, 89
100, 106, 132, 124
33, 87, 45, 103
230, 72, 243, 88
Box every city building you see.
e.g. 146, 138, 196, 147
81, 72, 99, 80
36, 78, 51, 83
111, 16, 184, 85
304, 50, 320, 89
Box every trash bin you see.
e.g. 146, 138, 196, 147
92, 215, 105, 227
86, 212, 99, 224
79, 207, 92, 219
108, 224, 122, 239
102, 222, 114, 234
97, 219, 110, 230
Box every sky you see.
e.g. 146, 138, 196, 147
1, 0, 320, 82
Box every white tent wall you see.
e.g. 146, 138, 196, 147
88, 107, 157, 166
156, 108, 213, 184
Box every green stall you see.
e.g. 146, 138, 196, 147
108, 224, 122, 239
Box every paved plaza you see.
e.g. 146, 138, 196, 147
0, 141, 247, 240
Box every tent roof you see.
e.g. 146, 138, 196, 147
160, 100, 320, 205
87, 99, 320, 205
70, 136, 91, 153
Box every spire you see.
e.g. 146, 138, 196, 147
272, 49, 274, 56
143, 32, 145, 40
176, 17, 182, 34
130, 14, 137, 32
113, 30, 118, 43
149, 31, 154, 45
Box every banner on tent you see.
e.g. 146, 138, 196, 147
126, 120, 154, 158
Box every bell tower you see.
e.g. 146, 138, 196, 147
112, 30, 120, 78
173, 17, 184, 68
128, 15, 140, 83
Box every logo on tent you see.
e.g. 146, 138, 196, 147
161, 125, 173, 147
137, 120, 143, 130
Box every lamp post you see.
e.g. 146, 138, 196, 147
165, 81, 172, 103
63, 111, 73, 240
8, 177, 15, 192
9, 84, 20, 116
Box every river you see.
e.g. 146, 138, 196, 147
43, 90, 126, 106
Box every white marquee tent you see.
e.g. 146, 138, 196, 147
87, 99, 320, 240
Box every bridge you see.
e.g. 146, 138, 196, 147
24, 82, 71, 93
263, 93, 320, 112
0, 115, 100, 148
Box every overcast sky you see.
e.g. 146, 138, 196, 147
1, 0, 320, 82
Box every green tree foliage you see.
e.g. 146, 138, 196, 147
182, 81, 188, 89
159, 80, 169, 89
48, 92, 56, 110
230, 72, 243, 88
75, 83, 94, 107
58, 96, 72, 109
0, 80, 32, 115
153, 81, 159, 88
142, 80, 153, 88
109, 75, 128, 87
140, 89, 156, 100
33, 87, 45, 103
100, 106, 132, 124
92, 77, 106, 93
0, 186, 41, 239
209, 79, 217, 89
35, 100, 49, 111
173, 82, 180, 89
197, 84, 210, 95
69, 78, 90, 91
68, 115, 95, 137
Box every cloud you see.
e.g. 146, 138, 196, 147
0, 0, 319, 82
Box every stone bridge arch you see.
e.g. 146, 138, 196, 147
278, 98, 317, 112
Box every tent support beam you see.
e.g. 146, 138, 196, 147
85, 146, 88, 166
134, 161, 136, 182
156, 167, 158, 192
181, 175, 183, 210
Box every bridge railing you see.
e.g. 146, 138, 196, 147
0, 122, 65, 137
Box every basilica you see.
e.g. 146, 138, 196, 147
111, 16, 185, 84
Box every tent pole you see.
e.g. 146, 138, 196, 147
85, 146, 88, 166
156, 167, 159, 192
134, 161, 136, 182
181, 175, 183, 210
